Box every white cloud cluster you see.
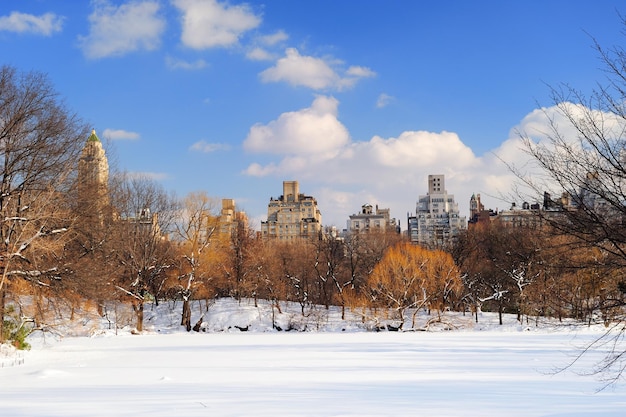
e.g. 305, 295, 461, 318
244, 96, 349, 156
0, 11, 64, 36
259, 48, 376, 91
173, 0, 260, 49
189, 140, 230, 153
246, 47, 274, 61
71, 0, 372, 92
240, 96, 585, 226
246, 30, 289, 61
124, 171, 170, 181
165, 56, 208, 70
259, 30, 288, 46
79, 0, 165, 59
103, 128, 140, 140
376, 93, 394, 108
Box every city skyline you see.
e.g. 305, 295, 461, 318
2, 0, 624, 228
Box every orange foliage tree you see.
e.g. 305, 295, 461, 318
173, 192, 225, 331
366, 242, 461, 330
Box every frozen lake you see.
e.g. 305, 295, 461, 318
1, 330, 624, 417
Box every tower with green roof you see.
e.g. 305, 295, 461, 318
78, 129, 109, 218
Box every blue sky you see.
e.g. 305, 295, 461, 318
1, 0, 624, 229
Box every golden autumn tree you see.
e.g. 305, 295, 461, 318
173, 192, 227, 331
366, 242, 462, 330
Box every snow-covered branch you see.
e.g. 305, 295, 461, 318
115, 285, 144, 301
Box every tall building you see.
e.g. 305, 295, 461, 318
219, 198, 248, 236
77, 129, 109, 220
407, 174, 466, 248
469, 193, 485, 221
260, 181, 322, 240
346, 204, 399, 234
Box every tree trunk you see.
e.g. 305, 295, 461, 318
0, 288, 5, 343
135, 301, 144, 332
181, 299, 192, 332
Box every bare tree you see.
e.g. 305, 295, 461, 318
514, 17, 626, 383
109, 173, 177, 332
277, 240, 316, 316
0, 65, 87, 342
246, 239, 287, 329
453, 223, 516, 325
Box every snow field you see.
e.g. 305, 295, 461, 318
0, 298, 625, 416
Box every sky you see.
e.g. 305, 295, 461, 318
1, 0, 625, 229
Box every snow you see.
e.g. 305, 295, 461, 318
1, 298, 625, 417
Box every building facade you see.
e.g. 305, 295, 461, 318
219, 198, 248, 236
469, 193, 485, 222
407, 174, 466, 248
77, 129, 110, 222
346, 204, 399, 234
260, 181, 322, 240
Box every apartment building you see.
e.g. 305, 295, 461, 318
346, 204, 399, 234
407, 174, 466, 248
219, 198, 248, 236
260, 181, 322, 240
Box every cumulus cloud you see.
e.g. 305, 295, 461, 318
376, 93, 394, 108
242, 100, 626, 226
241, 97, 559, 226
243, 95, 349, 156
243, 97, 477, 181
173, 0, 260, 49
246, 30, 288, 61
78, 0, 165, 59
246, 47, 274, 61
259, 30, 288, 46
0, 11, 64, 36
102, 128, 140, 140
366, 131, 478, 168
189, 140, 230, 153
345, 66, 376, 78
165, 56, 208, 70
260, 48, 375, 91
125, 171, 169, 181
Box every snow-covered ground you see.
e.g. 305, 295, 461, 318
1, 298, 625, 416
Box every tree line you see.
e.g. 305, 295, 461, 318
1, 60, 626, 340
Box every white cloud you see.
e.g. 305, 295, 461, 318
260, 48, 375, 91
345, 66, 376, 78
124, 171, 169, 181
78, 0, 165, 59
376, 93, 394, 108
367, 131, 478, 168
243, 95, 349, 156
246, 30, 289, 61
242, 100, 626, 227
0, 11, 64, 36
242, 97, 558, 226
189, 140, 230, 153
259, 30, 288, 46
173, 0, 261, 49
246, 47, 274, 61
244, 162, 278, 177
102, 128, 140, 140
165, 56, 208, 70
